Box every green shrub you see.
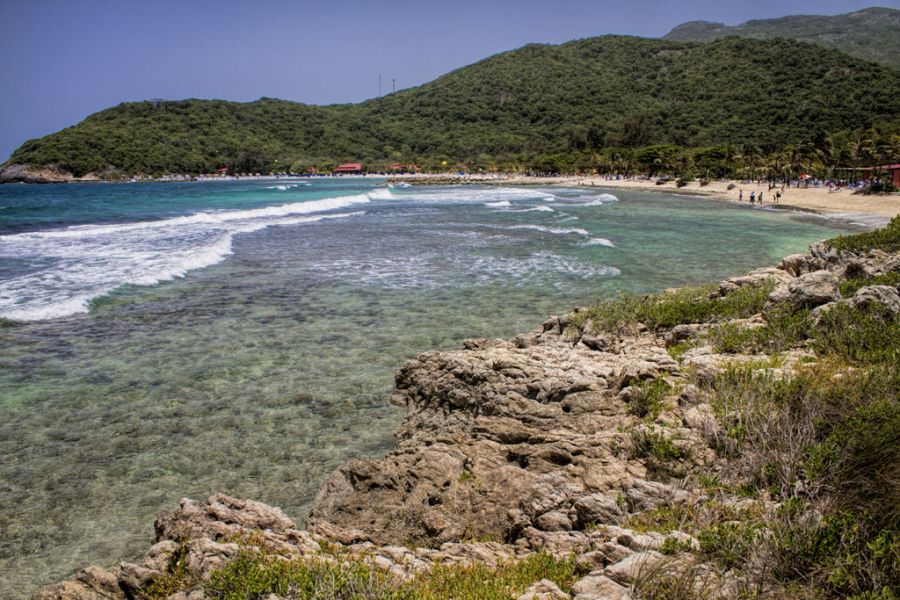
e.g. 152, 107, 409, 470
697, 521, 760, 570
840, 272, 900, 297
771, 510, 900, 597
411, 552, 576, 600
631, 428, 686, 462
659, 537, 693, 555
206, 550, 405, 599
828, 216, 900, 253
199, 547, 576, 600
576, 280, 775, 333
143, 543, 195, 599
809, 302, 899, 366
628, 379, 673, 419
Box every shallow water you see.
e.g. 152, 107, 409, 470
0, 179, 850, 595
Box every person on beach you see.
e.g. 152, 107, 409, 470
739, 189, 743, 201
759, 191, 764, 203
775, 190, 781, 203
750, 191, 756, 203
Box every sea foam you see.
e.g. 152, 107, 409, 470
0, 193, 371, 321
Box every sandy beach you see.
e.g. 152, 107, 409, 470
391, 173, 899, 224
568, 177, 900, 220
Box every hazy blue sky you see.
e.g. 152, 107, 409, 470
1, 0, 897, 161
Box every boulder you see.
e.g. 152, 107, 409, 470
603, 550, 666, 585
572, 493, 623, 528
778, 253, 810, 277
571, 573, 632, 600
767, 270, 840, 309
518, 578, 571, 600
32, 566, 125, 600
850, 285, 900, 314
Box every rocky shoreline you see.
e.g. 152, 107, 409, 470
33, 233, 900, 599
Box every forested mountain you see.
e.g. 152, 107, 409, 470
4, 35, 900, 179
664, 7, 900, 70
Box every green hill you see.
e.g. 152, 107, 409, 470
4, 35, 900, 178
664, 7, 900, 70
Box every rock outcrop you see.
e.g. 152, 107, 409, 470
307, 330, 699, 547
33, 235, 899, 599
0, 164, 77, 183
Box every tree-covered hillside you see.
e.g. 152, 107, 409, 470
4, 35, 900, 178
665, 7, 900, 70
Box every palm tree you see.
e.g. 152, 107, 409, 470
849, 130, 876, 183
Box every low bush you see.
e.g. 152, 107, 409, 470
827, 215, 900, 253
697, 521, 761, 571
628, 378, 673, 419
839, 271, 900, 297
155, 547, 577, 600
574, 280, 775, 333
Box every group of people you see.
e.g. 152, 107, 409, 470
738, 188, 781, 204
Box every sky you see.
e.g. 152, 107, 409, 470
1, 0, 897, 161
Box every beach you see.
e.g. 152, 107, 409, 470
569, 176, 900, 221
387, 173, 899, 223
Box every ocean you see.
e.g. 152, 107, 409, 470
0, 178, 850, 595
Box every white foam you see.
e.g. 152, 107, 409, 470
265, 182, 312, 190
306, 249, 619, 292
555, 192, 620, 206
503, 224, 590, 237
0, 194, 371, 321
583, 237, 616, 247
395, 186, 557, 204
508, 205, 554, 213
486, 200, 512, 208
366, 188, 396, 200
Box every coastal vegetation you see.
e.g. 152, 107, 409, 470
33, 214, 899, 600
4, 36, 899, 180
578, 220, 899, 598
145, 542, 576, 600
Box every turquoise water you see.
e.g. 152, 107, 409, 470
0, 179, 850, 595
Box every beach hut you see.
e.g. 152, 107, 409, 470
334, 163, 363, 174
882, 163, 900, 187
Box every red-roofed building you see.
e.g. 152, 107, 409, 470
883, 164, 900, 187
844, 164, 900, 187
334, 163, 363, 174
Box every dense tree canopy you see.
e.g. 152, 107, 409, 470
5, 36, 900, 178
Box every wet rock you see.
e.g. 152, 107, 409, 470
32, 566, 125, 600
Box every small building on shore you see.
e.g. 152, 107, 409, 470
839, 164, 900, 187
334, 163, 363, 174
